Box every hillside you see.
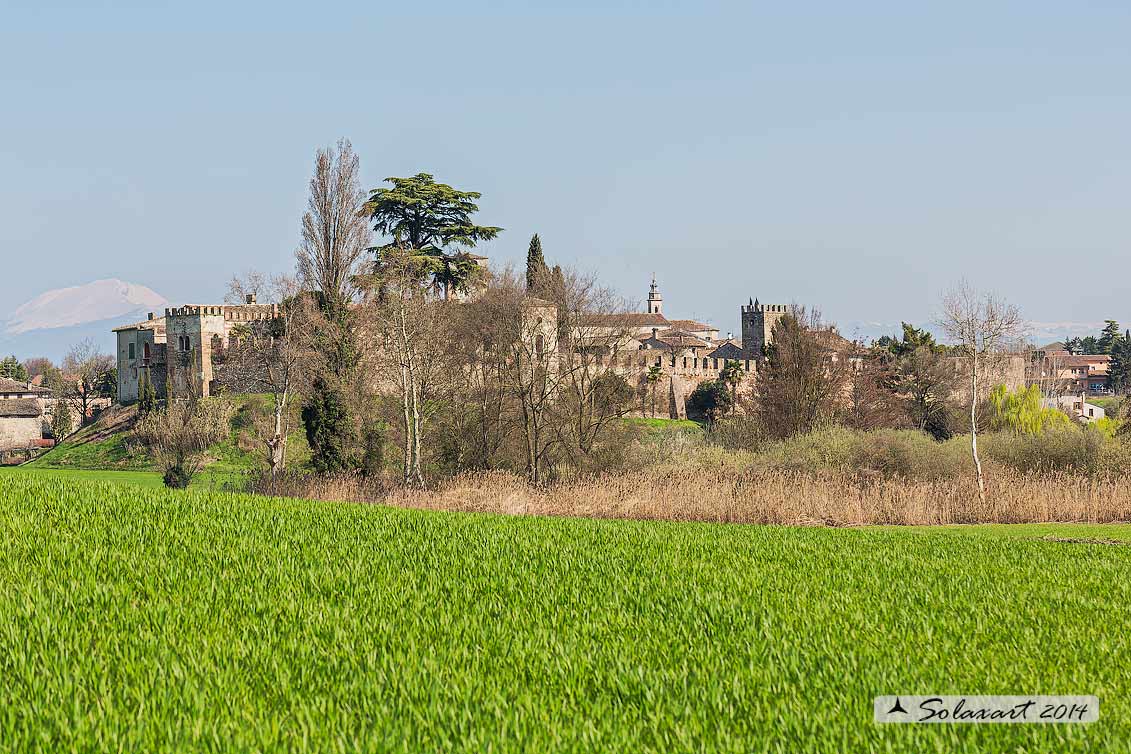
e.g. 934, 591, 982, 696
29, 397, 311, 482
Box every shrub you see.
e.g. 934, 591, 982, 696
687, 380, 732, 423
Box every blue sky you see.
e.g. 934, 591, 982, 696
2, 1, 1129, 339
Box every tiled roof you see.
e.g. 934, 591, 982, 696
665, 319, 716, 332
112, 316, 166, 334
582, 312, 670, 328
706, 342, 758, 360
0, 398, 43, 418
643, 329, 713, 349
1060, 355, 1112, 367
0, 377, 50, 395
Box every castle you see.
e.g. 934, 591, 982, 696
111, 276, 796, 419
113, 294, 279, 403
574, 278, 799, 418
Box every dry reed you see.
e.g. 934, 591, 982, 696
262, 468, 1131, 527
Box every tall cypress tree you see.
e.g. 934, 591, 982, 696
525, 234, 548, 293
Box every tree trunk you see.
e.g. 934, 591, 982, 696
970, 354, 986, 504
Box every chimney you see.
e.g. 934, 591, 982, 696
246, 293, 257, 305
651, 327, 658, 338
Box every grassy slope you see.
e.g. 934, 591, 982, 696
0, 477, 1127, 753
23, 396, 312, 487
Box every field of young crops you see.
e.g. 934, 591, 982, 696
1, 475, 1128, 753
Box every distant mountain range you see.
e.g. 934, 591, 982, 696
1, 279, 167, 362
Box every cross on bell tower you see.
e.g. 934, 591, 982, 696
647, 274, 663, 315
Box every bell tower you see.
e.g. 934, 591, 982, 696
647, 274, 663, 315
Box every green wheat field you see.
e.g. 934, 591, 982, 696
1, 473, 1128, 753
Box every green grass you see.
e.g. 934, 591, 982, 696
1, 478, 1128, 753
25, 395, 311, 485
0, 466, 165, 488
624, 416, 705, 442
0, 465, 246, 491
28, 425, 155, 471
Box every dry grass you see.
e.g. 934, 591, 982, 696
265, 467, 1131, 527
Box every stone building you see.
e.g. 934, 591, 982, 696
113, 295, 280, 403
0, 377, 50, 452
575, 278, 784, 418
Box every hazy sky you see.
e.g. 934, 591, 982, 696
2, 1, 1128, 337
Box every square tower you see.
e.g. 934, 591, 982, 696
740, 299, 788, 356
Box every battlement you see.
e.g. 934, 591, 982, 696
164, 304, 280, 320
741, 303, 788, 314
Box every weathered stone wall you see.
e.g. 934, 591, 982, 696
0, 417, 44, 451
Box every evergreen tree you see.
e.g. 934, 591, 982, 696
366, 173, 502, 299
137, 369, 157, 416
302, 376, 353, 474
1110, 330, 1131, 395
525, 234, 548, 292
0, 355, 27, 382
1098, 320, 1122, 354
51, 400, 73, 442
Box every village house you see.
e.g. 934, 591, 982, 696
0, 376, 51, 453
1030, 345, 1112, 395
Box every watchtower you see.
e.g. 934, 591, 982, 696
740, 298, 788, 356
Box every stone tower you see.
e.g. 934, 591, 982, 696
740, 298, 788, 356
647, 274, 663, 315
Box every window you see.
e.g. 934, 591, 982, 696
178, 335, 191, 352
128, 342, 136, 360
143, 343, 151, 360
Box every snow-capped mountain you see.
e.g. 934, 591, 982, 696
3, 279, 167, 336
0, 279, 168, 362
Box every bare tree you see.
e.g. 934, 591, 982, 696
62, 339, 115, 425
755, 307, 852, 439
939, 282, 1024, 503
468, 269, 635, 482
133, 396, 234, 488
225, 270, 268, 305
294, 139, 370, 312
362, 249, 455, 486
218, 274, 315, 483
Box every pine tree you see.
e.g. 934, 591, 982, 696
1098, 320, 1122, 354
525, 234, 548, 293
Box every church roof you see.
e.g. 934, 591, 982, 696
665, 319, 716, 333
641, 329, 713, 349
581, 312, 669, 328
